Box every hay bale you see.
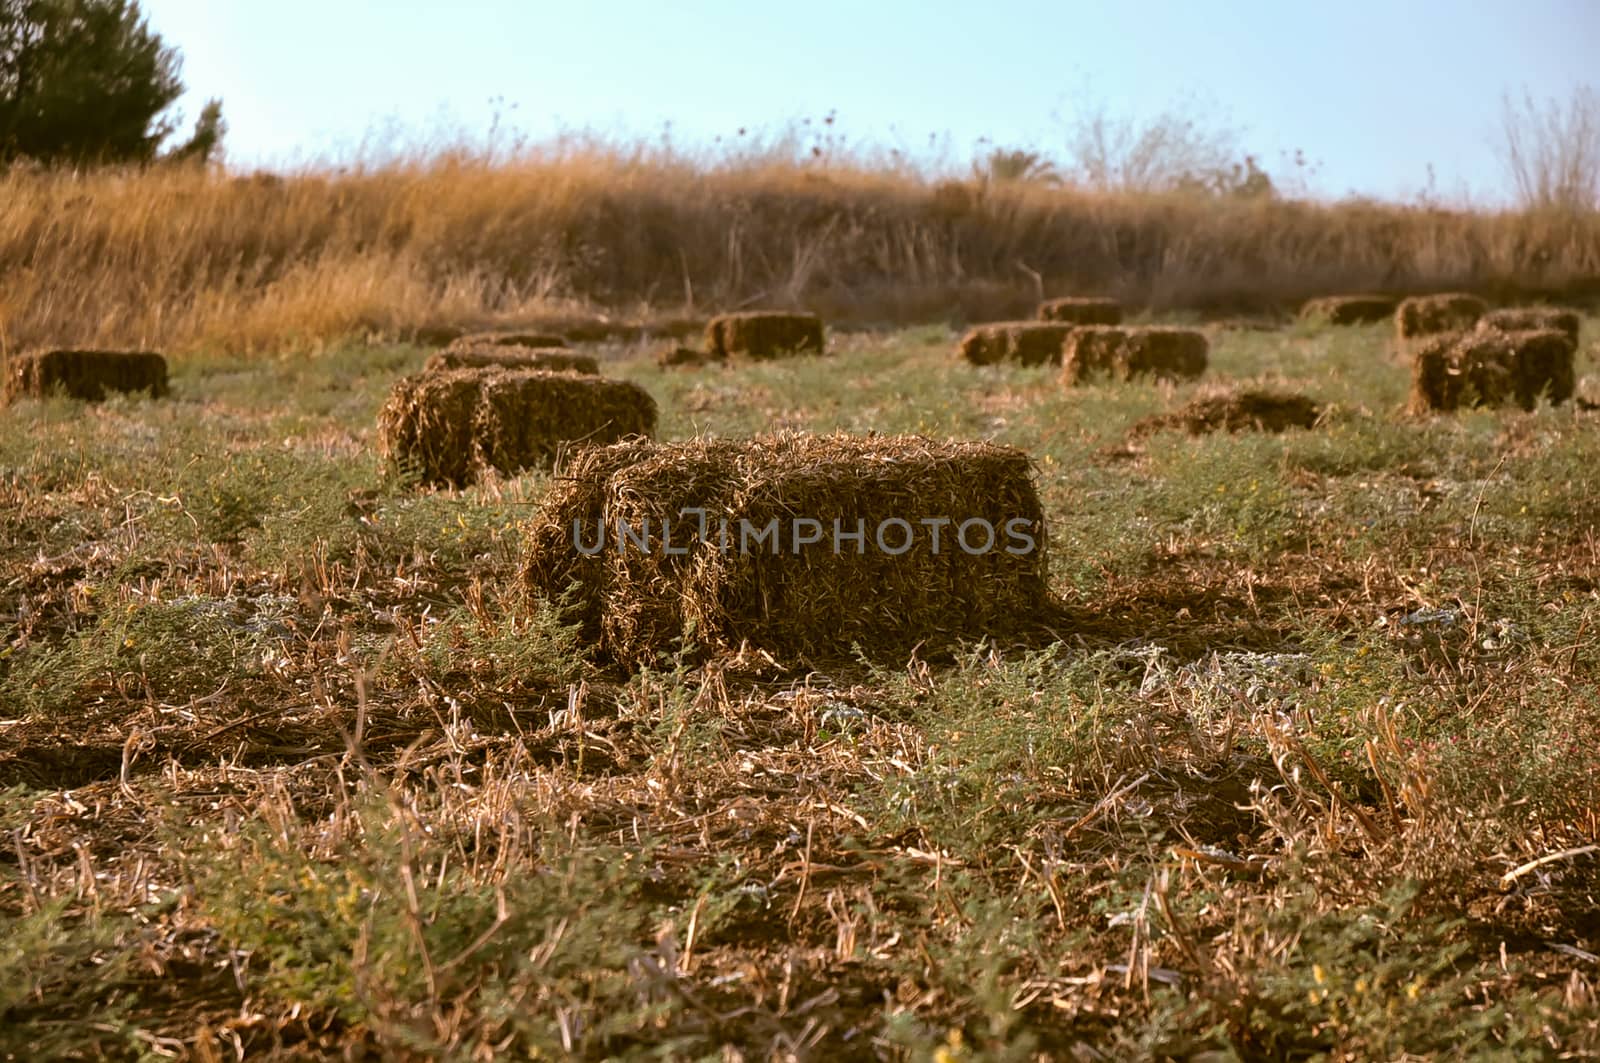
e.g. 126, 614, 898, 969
1478, 306, 1581, 347
1037, 297, 1123, 326
1214, 315, 1289, 333
956, 325, 1011, 366
1409, 328, 1574, 413
1394, 293, 1488, 342
1131, 389, 1321, 437
522, 432, 1052, 666
1501, 329, 1577, 408
449, 331, 569, 350
1298, 295, 1398, 326
2, 349, 168, 405
378, 368, 656, 486
407, 324, 467, 347
376, 371, 482, 486
424, 346, 600, 375
1061, 326, 1209, 385
957, 322, 1076, 367
704, 312, 825, 360
657, 345, 718, 369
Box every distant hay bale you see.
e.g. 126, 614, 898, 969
955, 325, 1009, 366
408, 324, 467, 347
1212, 315, 1288, 333
704, 312, 825, 360
378, 368, 656, 486
449, 331, 569, 350
657, 345, 718, 369
957, 322, 1076, 367
1131, 388, 1322, 437
522, 432, 1052, 666
424, 346, 600, 375
1299, 295, 1398, 326
1409, 328, 1575, 413
1037, 297, 1123, 326
1061, 326, 1209, 385
1478, 306, 1581, 347
1394, 293, 1487, 342
2, 349, 168, 405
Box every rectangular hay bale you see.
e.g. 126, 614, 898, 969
522, 432, 1052, 666
1298, 295, 1398, 326
1395, 293, 1488, 341
2, 349, 168, 405
378, 368, 656, 486
1409, 328, 1574, 413
957, 322, 1076, 367
704, 312, 825, 360
657, 344, 718, 369
1062, 326, 1209, 385
1038, 297, 1123, 326
1478, 306, 1581, 348
448, 331, 569, 350
425, 346, 600, 375
406, 325, 467, 347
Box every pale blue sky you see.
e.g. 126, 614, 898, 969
141, 0, 1597, 202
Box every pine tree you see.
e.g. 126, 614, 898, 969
0, 0, 223, 166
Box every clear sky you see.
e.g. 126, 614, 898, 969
140, 0, 1597, 203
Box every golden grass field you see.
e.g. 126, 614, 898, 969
3, 151, 1600, 356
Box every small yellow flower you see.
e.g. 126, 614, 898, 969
934, 1029, 966, 1063
1313, 963, 1326, 985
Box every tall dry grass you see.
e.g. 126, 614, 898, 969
2, 145, 1599, 355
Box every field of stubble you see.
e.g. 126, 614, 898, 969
2, 319, 1598, 1060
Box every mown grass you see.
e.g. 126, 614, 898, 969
0, 319, 1597, 1059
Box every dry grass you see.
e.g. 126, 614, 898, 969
2, 153, 1600, 356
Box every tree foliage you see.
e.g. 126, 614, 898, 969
1057, 93, 1272, 198
0, 0, 222, 166
976, 148, 1062, 186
